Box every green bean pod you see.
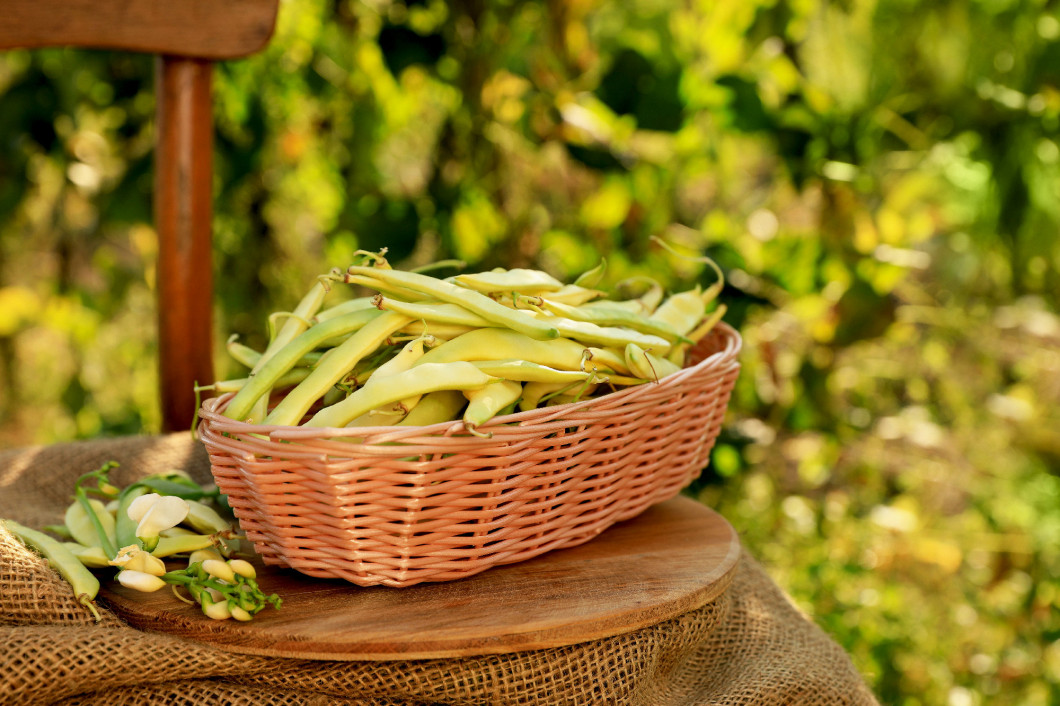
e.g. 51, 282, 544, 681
207, 367, 311, 395
65, 498, 117, 551
244, 276, 335, 424
263, 311, 414, 426
223, 308, 382, 422
4, 519, 101, 620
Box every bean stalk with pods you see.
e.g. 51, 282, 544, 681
215, 246, 727, 437
2, 461, 281, 623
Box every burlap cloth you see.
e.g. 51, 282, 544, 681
0, 434, 878, 705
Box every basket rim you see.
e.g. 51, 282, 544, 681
198, 322, 741, 443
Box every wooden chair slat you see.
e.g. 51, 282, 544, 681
0, 0, 279, 59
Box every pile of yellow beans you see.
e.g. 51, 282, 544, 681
214, 251, 726, 436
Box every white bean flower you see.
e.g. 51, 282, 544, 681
126, 493, 190, 551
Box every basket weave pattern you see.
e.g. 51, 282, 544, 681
198, 323, 742, 587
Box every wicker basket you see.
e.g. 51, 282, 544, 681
197, 323, 742, 587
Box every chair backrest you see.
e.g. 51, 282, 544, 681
1, 0, 281, 432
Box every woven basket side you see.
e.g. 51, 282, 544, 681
200, 324, 741, 586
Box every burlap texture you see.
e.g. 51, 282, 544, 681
0, 434, 879, 705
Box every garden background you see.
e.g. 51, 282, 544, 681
1, 0, 1058, 702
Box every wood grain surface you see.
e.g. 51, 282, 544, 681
100, 496, 741, 661
0, 0, 279, 59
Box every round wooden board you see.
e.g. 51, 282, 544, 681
99, 496, 741, 661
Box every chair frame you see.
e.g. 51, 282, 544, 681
1, 0, 280, 431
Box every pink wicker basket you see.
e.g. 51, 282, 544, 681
197, 323, 742, 587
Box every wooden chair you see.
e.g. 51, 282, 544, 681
0, 0, 281, 432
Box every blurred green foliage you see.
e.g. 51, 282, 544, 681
1, 0, 1059, 702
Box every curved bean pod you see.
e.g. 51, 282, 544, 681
536, 298, 685, 344
397, 389, 467, 426
648, 286, 706, 337
345, 265, 559, 340
415, 328, 589, 370
375, 297, 493, 328
4, 519, 101, 620
624, 342, 682, 382
471, 359, 593, 384
463, 379, 523, 434
305, 362, 497, 428
452, 268, 564, 295
65, 498, 117, 552
223, 308, 382, 422
264, 311, 413, 426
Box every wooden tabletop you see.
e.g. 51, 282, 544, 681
100, 496, 741, 661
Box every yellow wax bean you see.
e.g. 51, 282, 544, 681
376, 297, 493, 328
592, 278, 664, 315
208, 367, 310, 394
452, 268, 564, 295
223, 308, 382, 422
345, 408, 407, 427
344, 274, 433, 303
305, 362, 497, 428
519, 380, 598, 410
648, 286, 706, 336
264, 312, 414, 426
397, 389, 467, 426
624, 342, 682, 382
313, 296, 376, 322
345, 265, 559, 340
151, 534, 217, 558
361, 335, 435, 413
471, 360, 593, 384
572, 259, 607, 289
535, 284, 606, 306
528, 313, 673, 354
537, 298, 685, 344
226, 337, 262, 369
583, 347, 633, 375
415, 328, 589, 371
463, 379, 523, 433
64, 543, 111, 568
181, 500, 232, 535
399, 322, 478, 341
666, 305, 727, 365
245, 275, 334, 424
